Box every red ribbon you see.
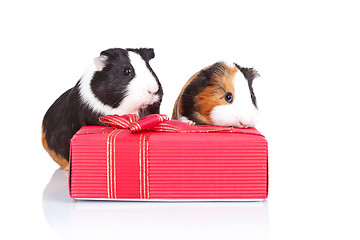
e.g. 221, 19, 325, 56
99, 114, 170, 133
98, 114, 264, 137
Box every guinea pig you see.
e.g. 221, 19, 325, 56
42, 48, 163, 170
172, 61, 259, 128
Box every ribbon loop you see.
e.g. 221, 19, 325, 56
99, 114, 139, 128
128, 114, 169, 132
99, 114, 169, 133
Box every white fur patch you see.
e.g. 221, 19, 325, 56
78, 52, 160, 116
124, 52, 160, 111
209, 65, 258, 128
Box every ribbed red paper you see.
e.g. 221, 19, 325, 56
69, 115, 268, 200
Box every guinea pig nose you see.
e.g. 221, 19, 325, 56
147, 85, 159, 95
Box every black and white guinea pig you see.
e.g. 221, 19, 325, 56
172, 61, 259, 128
42, 48, 163, 170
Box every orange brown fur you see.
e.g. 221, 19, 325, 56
194, 65, 237, 124
41, 127, 69, 170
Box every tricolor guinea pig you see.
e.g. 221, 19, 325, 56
172, 62, 259, 128
42, 48, 163, 170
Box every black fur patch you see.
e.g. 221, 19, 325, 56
91, 49, 134, 108
42, 85, 105, 161
234, 63, 259, 108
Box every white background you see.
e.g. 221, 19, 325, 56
1, 0, 359, 239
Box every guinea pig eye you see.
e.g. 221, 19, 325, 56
123, 68, 132, 77
225, 92, 233, 103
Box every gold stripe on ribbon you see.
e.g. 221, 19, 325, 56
106, 129, 116, 199
146, 133, 150, 199
106, 129, 122, 199
112, 129, 122, 198
139, 134, 143, 199
139, 133, 150, 199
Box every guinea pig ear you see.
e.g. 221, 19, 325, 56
133, 48, 155, 62
93, 55, 108, 71
141, 48, 155, 61
234, 63, 260, 81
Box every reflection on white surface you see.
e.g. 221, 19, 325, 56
43, 169, 269, 240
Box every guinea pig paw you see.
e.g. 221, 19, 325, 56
179, 116, 196, 125
186, 120, 196, 125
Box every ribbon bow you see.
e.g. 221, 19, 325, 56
99, 114, 170, 133
97, 114, 263, 137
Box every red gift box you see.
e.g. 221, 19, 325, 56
69, 114, 268, 201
